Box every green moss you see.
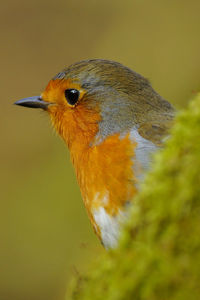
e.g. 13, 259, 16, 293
69, 94, 200, 300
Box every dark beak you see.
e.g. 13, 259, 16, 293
14, 96, 51, 110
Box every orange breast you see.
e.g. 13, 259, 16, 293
71, 132, 138, 237
47, 97, 137, 240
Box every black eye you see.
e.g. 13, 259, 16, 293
64, 89, 80, 106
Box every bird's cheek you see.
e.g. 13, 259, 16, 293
46, 106, 73, 140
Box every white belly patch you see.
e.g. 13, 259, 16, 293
93, 206, 128, 249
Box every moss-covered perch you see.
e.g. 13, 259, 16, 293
69, 94, 200, 300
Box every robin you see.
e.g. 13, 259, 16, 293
15, 59, 174, 249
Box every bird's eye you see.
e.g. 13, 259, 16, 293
64, 89, 80, 106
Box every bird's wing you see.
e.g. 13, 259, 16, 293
131, 120, 173, 182
137, 121, 173, 146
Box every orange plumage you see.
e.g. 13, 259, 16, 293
15, 59, 174, 249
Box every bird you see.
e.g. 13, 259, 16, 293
14, 59, 174, 249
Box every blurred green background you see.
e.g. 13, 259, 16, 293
1, 0, 200, 299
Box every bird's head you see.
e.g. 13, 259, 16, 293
15, 59, 165, 149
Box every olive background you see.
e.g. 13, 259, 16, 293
1, 1, 200, 299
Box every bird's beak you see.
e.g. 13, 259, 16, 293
14, 96, 51, 110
